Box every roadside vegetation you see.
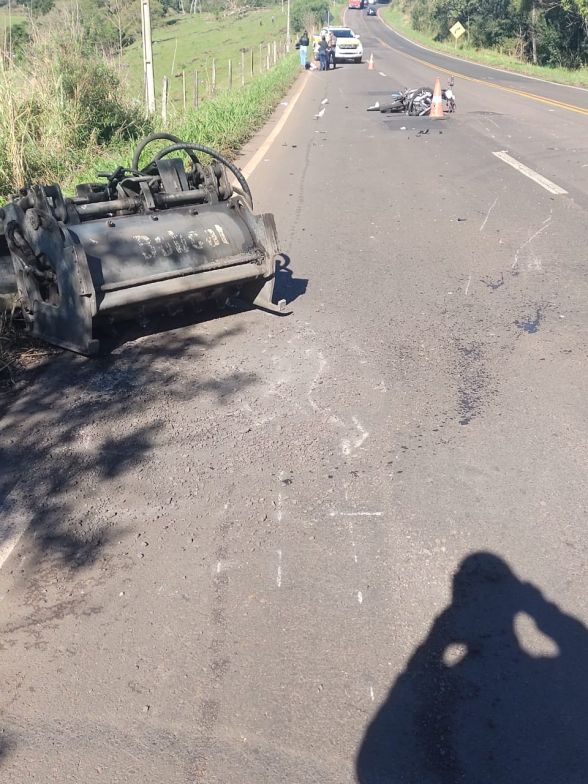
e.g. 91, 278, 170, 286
382, 0, 588, 87
0, 1, 304, 202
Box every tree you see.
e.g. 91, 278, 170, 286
291, 0, 330, 32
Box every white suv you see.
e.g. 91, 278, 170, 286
321, 27, 363, 63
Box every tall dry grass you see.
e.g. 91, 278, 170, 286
0, 7, 150, 200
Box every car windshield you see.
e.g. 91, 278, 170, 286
331, 29, 354, 38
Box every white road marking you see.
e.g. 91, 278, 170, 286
330, 511, 383, 517
493, 151, 567, 195
321, 97, 329, 105
276, 491, 283, 522
0, 495, 28, 572
242, 72, 310, 179
378, 71, 386, 77
464, 274, 472, 296
480, 196, 498, 232
314, 107, 326, 119
370, 685, 375, 701
277, 549, 282, 587
215, 560, 237, 574
357, 591, 363, 604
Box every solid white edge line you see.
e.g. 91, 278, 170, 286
376, 13, 588, 93
0, 500, 28, 571
241, 71, 310, 180
492, 151, 568, 195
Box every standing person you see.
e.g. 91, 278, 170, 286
318, 34, 328, 71
297, 30, 309, 69
328, 30, 337, 69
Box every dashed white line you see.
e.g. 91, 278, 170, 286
493, 151, 567, 195
378, 71, 386, 76
329, 511, 383, 517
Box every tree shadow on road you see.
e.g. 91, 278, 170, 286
356, 551, 588, 784
0, 315, 260, 765
0, 317, 257, 574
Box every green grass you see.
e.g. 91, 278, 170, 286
0, 4, 302, 202
0, 6, 26, 25
123, 5, 293, 108
64, 54, 300, 193
381, 4, 588, 88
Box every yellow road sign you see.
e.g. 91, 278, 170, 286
450, 21, 466, 39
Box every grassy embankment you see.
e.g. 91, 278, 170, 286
0, 7, 26, 25
0, 4, 300, 201
72, 54, 299, 187
124, 5, 292, 108
381, 3, 588, 88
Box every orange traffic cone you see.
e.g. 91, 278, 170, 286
368, 53, 374, 70
430, 77, 444, 118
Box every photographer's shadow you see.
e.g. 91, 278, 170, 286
357, 552, 588, 784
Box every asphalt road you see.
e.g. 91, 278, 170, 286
1, 14, 587, 783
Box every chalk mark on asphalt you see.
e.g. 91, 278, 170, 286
341, 416, 369, 456
480, 196, 499, 232
512, 213, 552, 272
276, 549, 282, 587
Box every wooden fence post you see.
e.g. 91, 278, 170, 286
161, 76, 169, 124
273, 40, 277, 65
193, 69, 199, 107
259, 43, 263, 72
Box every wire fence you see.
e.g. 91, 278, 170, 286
159, 37, 296, 122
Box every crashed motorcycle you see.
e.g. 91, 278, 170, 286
367, 79, 456, 115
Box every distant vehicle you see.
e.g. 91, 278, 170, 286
367, 5, 377, 14
318, 26, 363, 63
348, 0, 364, 9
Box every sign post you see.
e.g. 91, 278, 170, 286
450, 20, 466, 49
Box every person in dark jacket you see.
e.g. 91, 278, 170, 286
318, 35, 328, 71
297, 30, 309, 68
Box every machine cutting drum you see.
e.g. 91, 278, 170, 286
0, 133, 284, 355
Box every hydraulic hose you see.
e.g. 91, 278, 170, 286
150, 143, 253, 209
131, 132, 200, 171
